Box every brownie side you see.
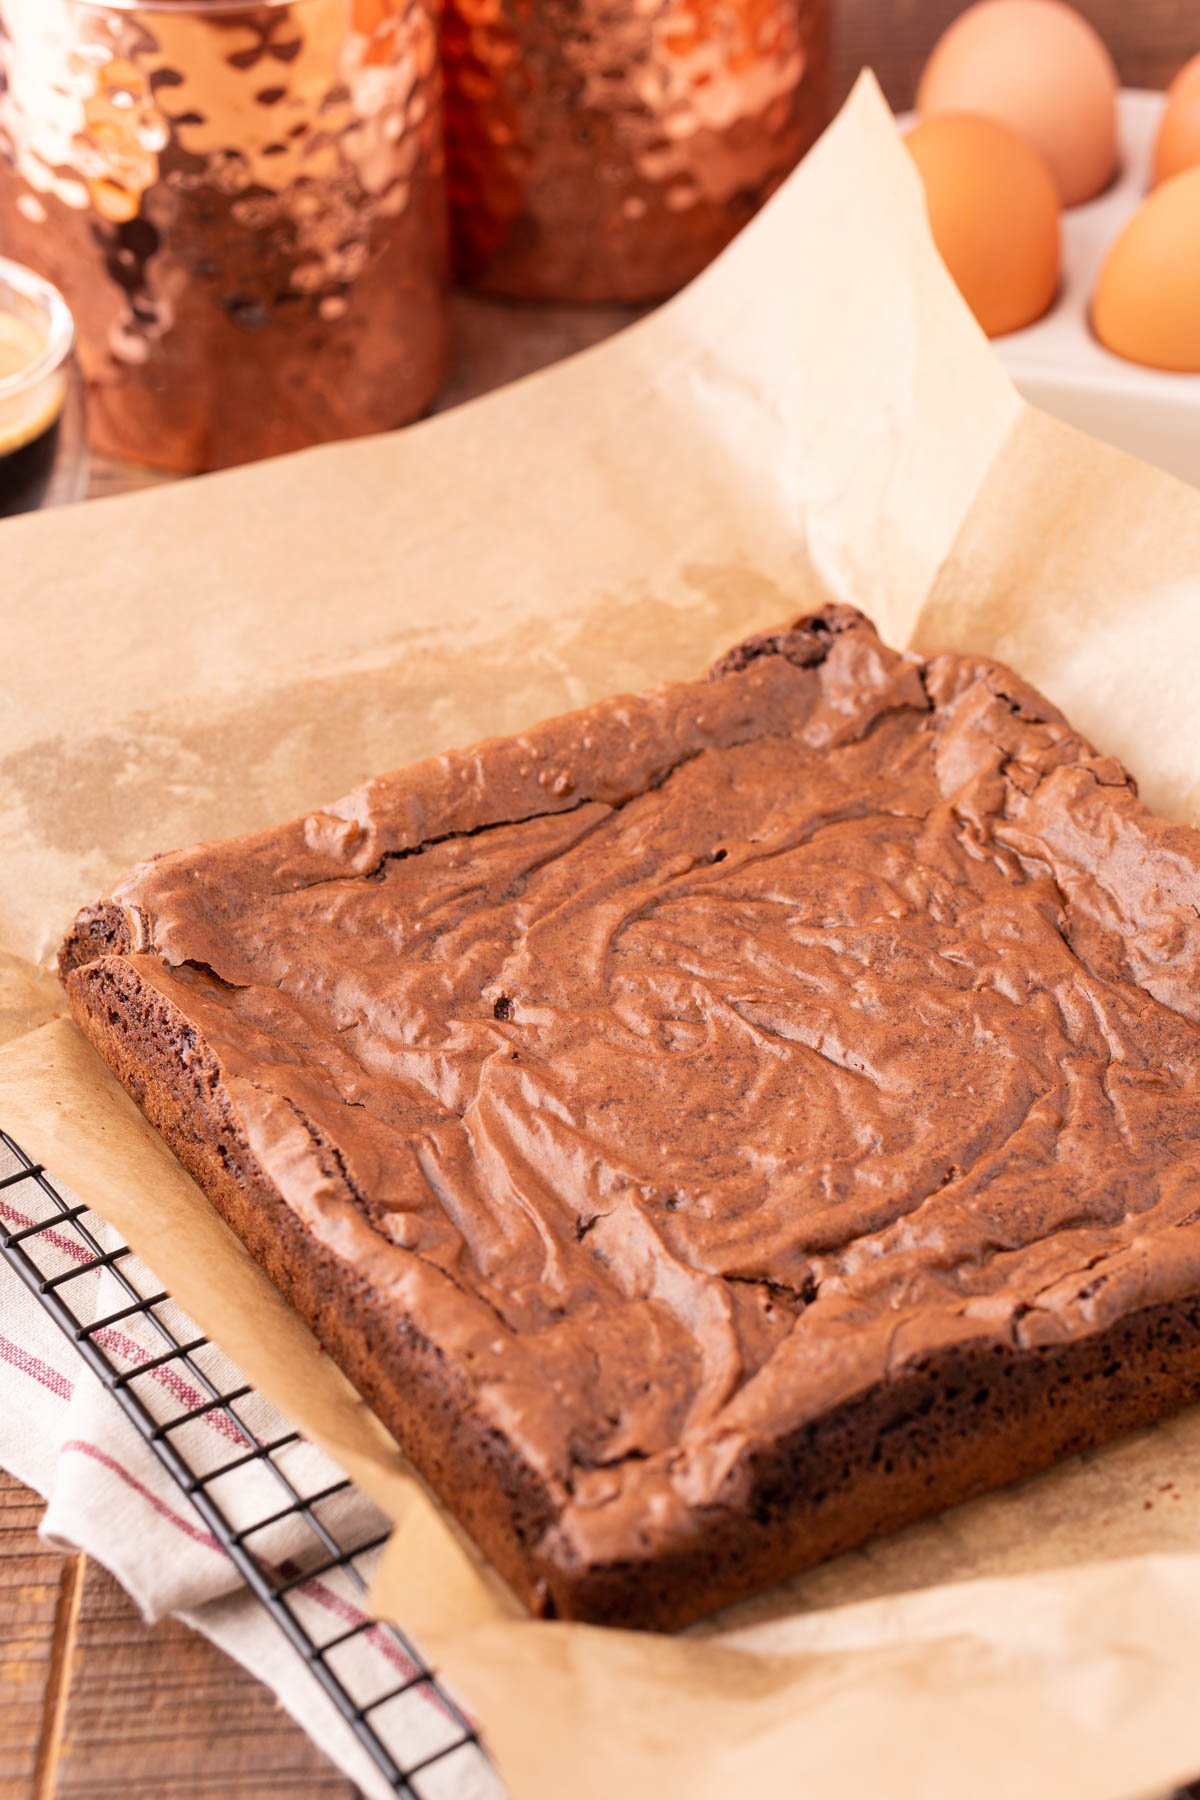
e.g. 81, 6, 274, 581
63, 928, 1200, 1631
60, 900, 130, 974
63, 947, 564, 1616
534, 1294, 1200, 1626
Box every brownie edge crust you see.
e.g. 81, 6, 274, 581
60, 606, 1200, 1629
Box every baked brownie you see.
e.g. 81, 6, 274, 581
60, 606, 1200, 1629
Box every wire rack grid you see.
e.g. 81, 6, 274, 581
0, 1127, 495, 1800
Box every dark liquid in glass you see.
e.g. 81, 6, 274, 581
0, 410, 63, 518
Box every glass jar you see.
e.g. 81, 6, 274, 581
0, 254, 86, 515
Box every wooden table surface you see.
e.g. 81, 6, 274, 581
3, 7, 1196, 1796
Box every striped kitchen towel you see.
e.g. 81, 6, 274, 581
0, 1141, 499, 1800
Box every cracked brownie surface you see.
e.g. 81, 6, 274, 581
60, 606, 1200, 1626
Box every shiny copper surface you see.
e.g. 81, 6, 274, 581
443, 0, 830, 304
0, 0, 449, 471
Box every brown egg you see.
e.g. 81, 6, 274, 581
1168, 51, 1200, 103
917, 0, 1119, 207
1154, 55, 1200, 185
1155, 92, 1200, 185
1092, 166, 1200, 371
905, 113, 1061, 338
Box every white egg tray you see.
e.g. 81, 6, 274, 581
908, 90, 1200, 491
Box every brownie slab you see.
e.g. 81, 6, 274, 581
60, 606, 1200, 1628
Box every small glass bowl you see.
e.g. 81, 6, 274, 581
0, 256, 87, 518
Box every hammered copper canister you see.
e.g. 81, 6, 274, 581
442, 0, 831, 304
0, 0, 449, 471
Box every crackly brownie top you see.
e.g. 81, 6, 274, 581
62, 606, 1200, 1568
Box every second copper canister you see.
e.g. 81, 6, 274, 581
442, 0, 830, 304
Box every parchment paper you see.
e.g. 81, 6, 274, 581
5, 74, 1200, 1799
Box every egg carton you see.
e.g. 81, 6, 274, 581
906, 90, 1200, 492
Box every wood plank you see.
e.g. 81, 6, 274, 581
0, 1472, 362, 1800
0, 1470, 77, 1800
53, 1556, 363, 1800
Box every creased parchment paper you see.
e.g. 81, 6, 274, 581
5, 73, 1200, 1799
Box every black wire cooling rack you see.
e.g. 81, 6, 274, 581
0, 1127, 494, 1800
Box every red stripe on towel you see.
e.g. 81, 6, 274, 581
0, 1330, 74, 1400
